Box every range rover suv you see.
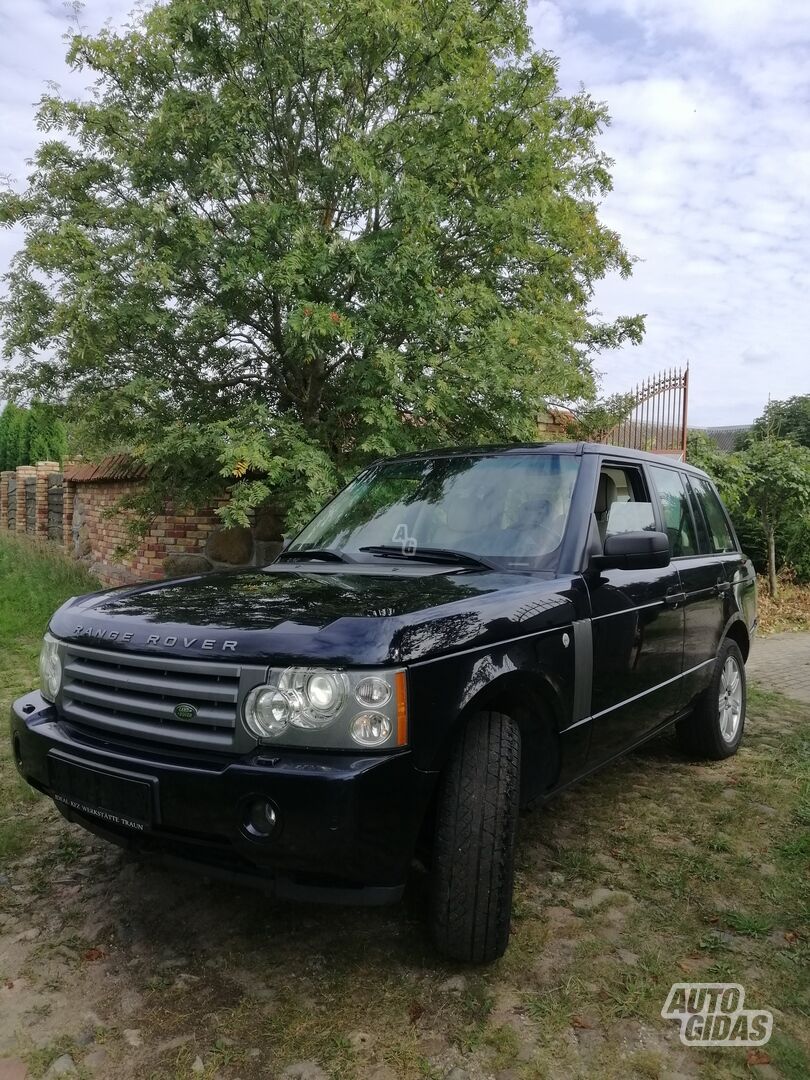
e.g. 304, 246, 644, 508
11, 443, 756, 962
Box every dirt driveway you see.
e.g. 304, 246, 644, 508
2, 673, 808, 1080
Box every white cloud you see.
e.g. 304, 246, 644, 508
529, 0, 810, 423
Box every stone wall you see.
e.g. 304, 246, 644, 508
1, 472, 16, 530
1, 463, 63, 542
47, 473, 64, 542
24, 475, 36, 533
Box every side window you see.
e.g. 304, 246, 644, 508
650, 466, 698, 557
684, 477, 711, 553
594, 465, 656, 544
690, 476, 736, 553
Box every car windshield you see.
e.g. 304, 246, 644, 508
288, 453, 581, 571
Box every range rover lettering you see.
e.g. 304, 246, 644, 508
11, 443, 756, 963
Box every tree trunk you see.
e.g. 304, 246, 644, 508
767, 523, 778, 598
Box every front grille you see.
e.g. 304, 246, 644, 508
60, 642, 263, 751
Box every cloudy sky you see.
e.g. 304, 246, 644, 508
1, 0, 808, 426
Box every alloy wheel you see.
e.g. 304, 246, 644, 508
718, 656, 743, 742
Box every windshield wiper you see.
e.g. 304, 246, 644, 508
358, 545, 495, 570
277, 548, 347, 563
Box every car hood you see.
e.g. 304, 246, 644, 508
50, 563, 577, 666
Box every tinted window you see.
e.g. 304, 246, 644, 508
290, 454, 581, 570
683, 476, 711, 553
690, 476, 736, 553
650, 466, 699, 557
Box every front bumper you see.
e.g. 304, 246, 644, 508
11, 692, 437, 904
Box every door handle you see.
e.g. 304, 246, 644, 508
716, 581, 732, 595
664, 590, 686, 607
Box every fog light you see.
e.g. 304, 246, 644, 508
350, 711, 393, 747
244, 797, 278, 839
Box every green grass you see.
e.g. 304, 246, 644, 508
0, 532, 99, 861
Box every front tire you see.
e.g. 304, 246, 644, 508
677, 639, 746, 760
429, 711, 521, 963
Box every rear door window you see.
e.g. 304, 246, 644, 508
689, 476, 736, 553
650, 466, 699, 557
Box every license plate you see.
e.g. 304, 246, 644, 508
47, 754, 155, 831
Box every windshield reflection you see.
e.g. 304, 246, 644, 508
290, 454, 580, 571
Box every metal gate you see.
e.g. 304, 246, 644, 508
609, 367, 689, 460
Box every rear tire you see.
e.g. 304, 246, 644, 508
677, 639, 746, 760
429, 711, 520, 963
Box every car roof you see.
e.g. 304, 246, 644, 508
383, 442, 712, 478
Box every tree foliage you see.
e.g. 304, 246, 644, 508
563, 392, 636, 443
739, 437, 810, 598
26, 402, 69, 465
0, 0, 642, 526
751, 394, 810, 448
0, 402, 68, 471
688, 428, 810, 596
0, 404, 29, 471
686, 430, 748, 514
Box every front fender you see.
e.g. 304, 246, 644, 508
407, 625, 576, 775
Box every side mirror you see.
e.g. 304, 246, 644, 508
591, 530, 671, 571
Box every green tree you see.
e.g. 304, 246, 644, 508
686, 430, 748, 515
0, 0, 642, 527
0, 403, 31, 471
0, 405, 8, 471
739, 437, 810, 598
25, 401, 68, 465
563, 392, 636, 443
746, 396, 810, 584
752, 395, 810, 448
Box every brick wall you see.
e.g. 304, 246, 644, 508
67, 475, 284, 587
0, 457, 284, 587
70, 479, 231, 585
537, 405, 573, 440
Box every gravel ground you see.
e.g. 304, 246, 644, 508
1, 682, 808, 1080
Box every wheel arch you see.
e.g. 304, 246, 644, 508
452, 670, 564, 805
722, 615, 750, 662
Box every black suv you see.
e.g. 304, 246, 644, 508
11, 443, 756, 962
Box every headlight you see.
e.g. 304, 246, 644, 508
279, 668, 348, 727
39, 634, 62, 702
244, 686, 294, 738
243, 667, 407, 750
